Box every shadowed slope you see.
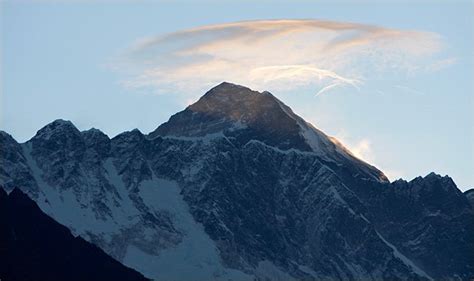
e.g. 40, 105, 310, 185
0, 188, 149, 281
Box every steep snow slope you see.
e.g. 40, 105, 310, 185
124, 176, 252, 281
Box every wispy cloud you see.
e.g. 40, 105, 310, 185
349, 138, 373, 163
335, 131, 403, 181
335, 130, 374, 164
394, 85, 425, 96
112, 19, 449, 95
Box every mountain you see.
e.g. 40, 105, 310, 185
150, 82, 387, 182
1, 82, 473, 280
466, 189, 474, 208
0, 187, 148, 281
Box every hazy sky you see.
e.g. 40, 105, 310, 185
1, 0, 473, 190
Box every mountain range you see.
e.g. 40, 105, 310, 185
1, 82, 473, 280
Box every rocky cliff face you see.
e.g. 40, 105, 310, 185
1, 82, 473, 280
466, 189, 474, 208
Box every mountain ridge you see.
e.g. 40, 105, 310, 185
1, 82, 473, 280
154, 82, 387, 182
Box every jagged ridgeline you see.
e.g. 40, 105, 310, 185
1, 82, 473, 281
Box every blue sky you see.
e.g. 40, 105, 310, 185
1, 0, 473, 190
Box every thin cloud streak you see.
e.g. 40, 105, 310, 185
113, 19, 449, 95
395, 85, 425, 96
316, 82, 345, 97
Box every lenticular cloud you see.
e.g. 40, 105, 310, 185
113, 19, 448, 95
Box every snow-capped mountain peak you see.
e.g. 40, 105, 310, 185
150, 81, 387, 182
1, 82, 472, 280
149, 82, 306, 146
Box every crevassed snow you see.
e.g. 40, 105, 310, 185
123, 175, 252, 281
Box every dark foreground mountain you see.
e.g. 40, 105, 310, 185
0, 188, 148, 281
1, 82, 473, 280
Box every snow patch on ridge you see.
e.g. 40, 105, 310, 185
330, 186, 356, 215
375, 231, 433, 280
274, 98, 330, 157
159, 131, 225, 143
299, 123, 330, 156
